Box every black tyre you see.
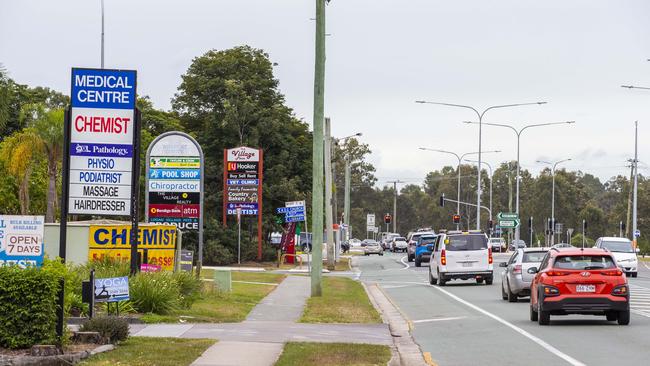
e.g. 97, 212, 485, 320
476, 278, 484, 284
618, 310, 630, 325
485, 277, 493, 285
507, 282, 518, 302
606, 311, 618, 321
538, 310, 550, 325
437, 271, 446, 286
408, 254, 414, 262
501, 284, 508, 300
380, 253, 384, 256
415, 256, 421, 267
429, 268, 436, 285
632, 272, 638, 278
530, 304, 538, 321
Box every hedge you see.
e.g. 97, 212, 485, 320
0, 265, 60, 348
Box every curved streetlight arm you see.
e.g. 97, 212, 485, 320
622, 85, 650, 91
464, 120, 575, 136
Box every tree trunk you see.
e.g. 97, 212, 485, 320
45, 156, 57, 223
19, 167, 31, 215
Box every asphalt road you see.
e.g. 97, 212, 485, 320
357, 250, 650, 366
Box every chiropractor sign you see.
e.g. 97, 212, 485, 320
68, 68, 137, 216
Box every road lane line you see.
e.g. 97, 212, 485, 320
413, 316, 466, 324
642, 261, 650, 270
430, 285, 586, 366
400, 255, 410, 270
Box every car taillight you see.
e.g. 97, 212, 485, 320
546, 270, 570, 276
488, 248, 493, 264
513, 264, 522, 274
612, 285, 629, 296
601, 269, 623, 276
543, 285, 560, 296
441, 249, 446, 266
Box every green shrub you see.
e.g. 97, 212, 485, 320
129, 271, 180, 314
0, 265, 60, 348
80, 316, 129, 343
173, 271, 203, 308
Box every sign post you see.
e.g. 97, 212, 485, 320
146, 132, 204, 275
60, 68, 139, 338
223, 147, 264, 260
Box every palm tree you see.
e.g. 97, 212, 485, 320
0, 131, 41, 214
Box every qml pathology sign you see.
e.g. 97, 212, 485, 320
146, 132, 204, 231
88, 224, 177, 271
68, 68, 137, 216
0, 215, 44, 268
224, 147, 263, 216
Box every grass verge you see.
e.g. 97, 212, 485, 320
79, 337, 215, 366
141, 272, 285, 323
274, 342, 391, 366
300, 277, 381, 324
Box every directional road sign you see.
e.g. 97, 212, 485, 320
497, 212, 518, 220
635, 229, 641, 238
498, 219, 520, 229
276, 207, 305, 214
285, 216, 305, 223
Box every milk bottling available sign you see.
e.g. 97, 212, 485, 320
69, 68, 137, 216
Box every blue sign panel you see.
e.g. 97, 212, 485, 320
227, 179, 259, 185
227, 203, 259, 210
70, 142, 133, 158
94, 276, 130, 303
276, 207, 306, 214
285, 216, 305, 223
149, 168, 201, 180
71, 69, 137, 109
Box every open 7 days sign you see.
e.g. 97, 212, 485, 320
68, 68, 137, 216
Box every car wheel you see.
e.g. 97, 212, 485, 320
476, 278, 484, 284
507, 281, 517, 302
538, 310, 550, 325
415, 256, 421, 267
606, 311, 618, 321
437, 270, 446, 286
380, 253, 384, 256
632, 272, 638, 278
429, 268, 436, 285
408, 254, 414, 262
618, 310, 630, 325
485, 277, 493, 285
501, 284, 508, 300
529, 304, 538, 321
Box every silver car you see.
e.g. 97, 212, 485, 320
363, 240, 384, 256
500, 248, 547, 302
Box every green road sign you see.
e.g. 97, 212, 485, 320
498, 219, 520, 229
497, 212, 518, 220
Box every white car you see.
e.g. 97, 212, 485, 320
429, 231, 493, 286
488, 237, 506, 252
594, 237, 638, 277
349, 238, 362, 247
391, 237, 408, 252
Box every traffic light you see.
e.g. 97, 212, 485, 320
384, 213, 392, 224
488, 220, 493, 229
439, 193, 445, 207
452, 214, 461, 224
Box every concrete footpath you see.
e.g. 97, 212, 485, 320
130, 275, 393, 366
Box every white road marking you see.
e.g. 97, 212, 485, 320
430, 285, 586, 366
382, 285, 413, 289
400, 255, 410, 270
412, 316, 466, 324
641, 261, 650, 270
629, 284, 650, 318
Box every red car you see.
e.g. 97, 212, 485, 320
529, 248, 629, 325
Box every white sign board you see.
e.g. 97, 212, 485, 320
68, 68, 137, 216
367, 214, 375, 227
0, 215, 45, 268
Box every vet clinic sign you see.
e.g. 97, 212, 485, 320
0, 215, 45, 268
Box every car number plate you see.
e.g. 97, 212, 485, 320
462, 262, 473, 267
576, 284, 596, 293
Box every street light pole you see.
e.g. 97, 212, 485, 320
463, 121, 574, 242
416, 100, 546, 230
465, 159, 493, 223
387, 180, 404, 233
537, 158, 571, 245
419, 147, 500, 230
100, 0, 105, 68
633, 121, 638, 248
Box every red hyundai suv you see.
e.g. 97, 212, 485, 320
529, 248, 629, 325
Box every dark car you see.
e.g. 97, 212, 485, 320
415, 235, 437, 267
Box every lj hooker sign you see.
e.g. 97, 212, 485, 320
68, 68, 137, 216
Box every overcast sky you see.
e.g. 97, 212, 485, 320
2, 0, 649, 186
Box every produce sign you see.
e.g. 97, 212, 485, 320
0, 215, 45, 268
68, 68, 137, 216
88, 224, 177, 270
146, 133, 204, 231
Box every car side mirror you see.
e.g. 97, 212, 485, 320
498, 262, 507, 267
527, 267, 538, 274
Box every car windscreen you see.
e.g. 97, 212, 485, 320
522, 251, 546, 263
419, 236, 436, 245
446, 235, 487, 251
553, 255, 616, 270
395, 237, 406, 241
600, 240, 634, 253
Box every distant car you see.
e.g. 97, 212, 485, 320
391, 237, 408, 252
551, 243, 574, 249
300, 232, 313, 252
407, 231, 434, 262
415, 235, 437, 267
363, 240, 384, 256
509, 239, 526, 251
360, 239, 376, 247
489, 237, 506, 252
349, 238, 362, 247
530, 247, 629, 325
594, 237, 638, 277
429, 231, 493, 285
500, 248, 547, 302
